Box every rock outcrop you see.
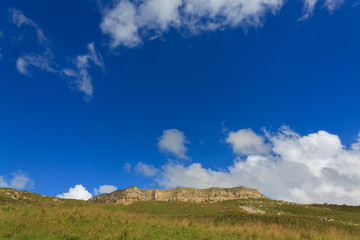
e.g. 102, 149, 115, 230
88, 186, 266, 205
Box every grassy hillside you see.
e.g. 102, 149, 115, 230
1, 188, 360, 239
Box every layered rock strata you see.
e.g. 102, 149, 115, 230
88, 186, 266, 205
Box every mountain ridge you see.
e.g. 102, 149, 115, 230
88, 186, 266, 204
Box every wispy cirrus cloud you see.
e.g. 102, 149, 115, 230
124, 162, 132, 172
352, 1, 360, 7
301, 0, 344, 19
11, 8, 48, 46
100, 0, 345, 48
0, 171, 34, 190
10, 9, 104, 100
0, 176, 8, 187
11, 9, 56, 77
323, 0, 345, 12
62, 43, 104, 100
16, 54, 57, 76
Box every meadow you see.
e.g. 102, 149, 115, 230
1, 188, 360, 239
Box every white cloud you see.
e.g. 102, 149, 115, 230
151, 126, 360, 205
351, 133, 360, 151
11, 9, 57, 77
11, 9, 47, 46
101, 0, 283, 48
352, 1, 360, 7
0, 172, 35, 189
138, 0, 182, 30
300, 0, 345, 19
134, 162, 160, 177
101, 0, 141, 48
159, 163, 239, 189
62, 43, 104, 99
158, 129, 189, 159
94, 185, 118, 195
324, 0, 345, 12
16, 55, 57, 76
57, 184, 93, 201
124, 162, 132, 172
16, 57, 29, 75
100, 0, 345, 48
10, 171, 34, 189
0, 176, 8, 187
11, 9, 103, 100
301, 0, 318, 19
226, 129, 270, 155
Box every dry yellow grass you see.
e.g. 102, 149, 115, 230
1, 188, 360, 239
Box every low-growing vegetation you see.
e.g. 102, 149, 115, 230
1, 188, 360, 239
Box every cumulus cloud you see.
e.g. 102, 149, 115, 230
101, 0, 142, 48
0, 171, 34, 189
226, 129, 270, 155
100, 0, 345, 48
351, 133, 360, 151
145, 126, 360, 205
57, 184, 93, 200
134, 162, 160, 177
62, 43, 104, 99
101, 0, 283, 48
94, 185, 118, 195
158, 129, 189, 159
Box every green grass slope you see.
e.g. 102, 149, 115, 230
1, 188, 360, 239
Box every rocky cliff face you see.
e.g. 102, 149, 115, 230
88, 186, 266, 205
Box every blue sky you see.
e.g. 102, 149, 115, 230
1, 0, 360, 204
